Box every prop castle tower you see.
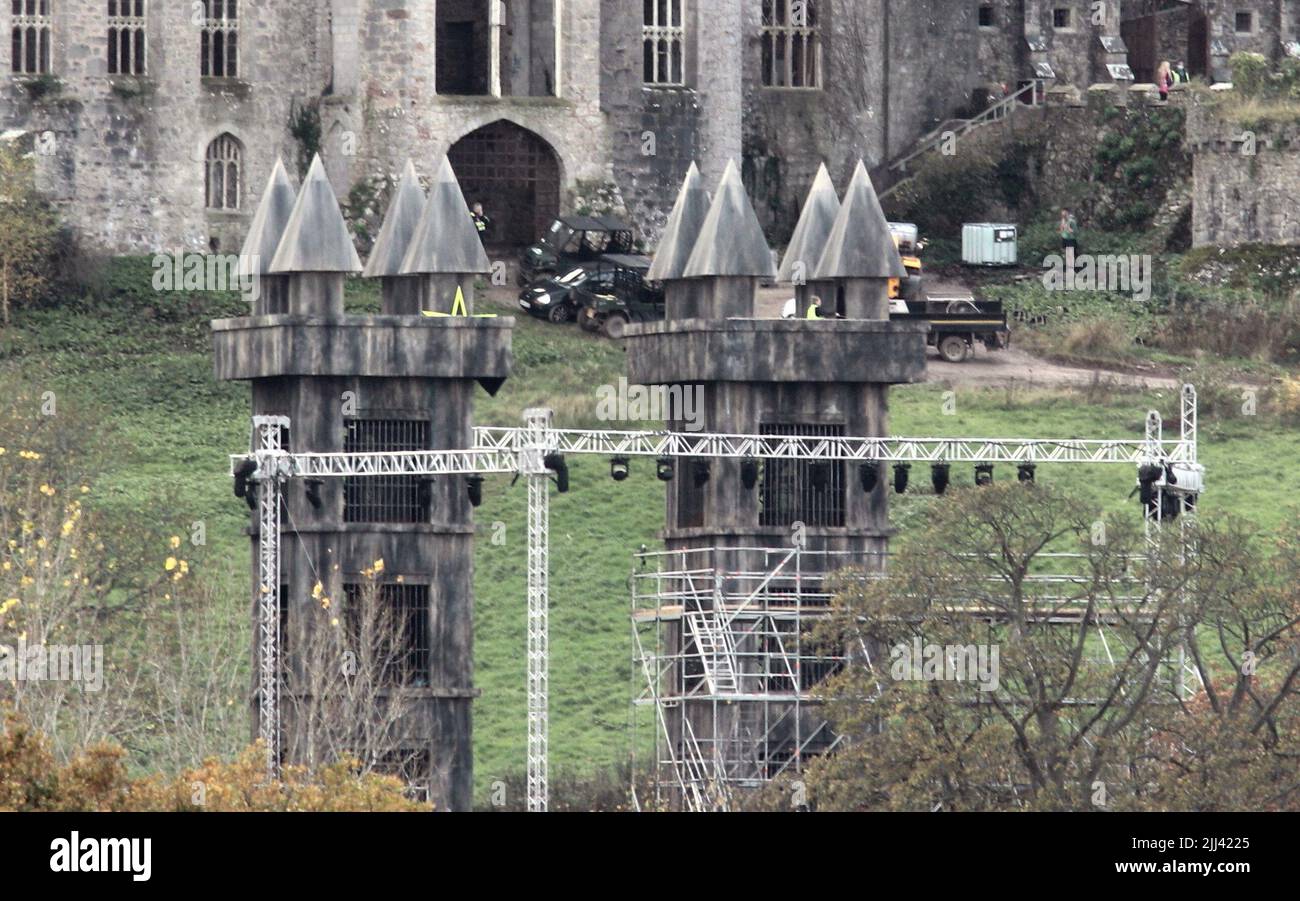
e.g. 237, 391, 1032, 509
212, 155, 512, 810
626, 160, 927, 806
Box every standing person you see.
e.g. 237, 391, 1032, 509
1156, 61, 1172, 101
1059, 208, 1078, 262
470, 202, 492, 244
1174, 60, 1189, 84
806, 295, 824, 320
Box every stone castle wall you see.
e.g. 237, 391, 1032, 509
1188, 99, 1300, 246
3, 0, 1300, 254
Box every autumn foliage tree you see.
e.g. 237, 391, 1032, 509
0, 707, 422, 811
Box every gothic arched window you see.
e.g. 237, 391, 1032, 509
205, 134, 242, 210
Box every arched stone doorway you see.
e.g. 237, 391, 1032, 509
448, 120, 561, 247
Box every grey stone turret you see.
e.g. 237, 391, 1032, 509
779, 162, 841, 319
814, 160, 904, 320
647, 161, 710, 283
682, 159, 774, 281
677, 159, 773, 319
814, 160, 904, 282
363, 160, 428, 314
400, 156, 492, 277
363, 159, 427, 278
269, 154, 363, 275
237, 156, 297, 314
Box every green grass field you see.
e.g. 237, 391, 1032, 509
3, 262, 1298, 802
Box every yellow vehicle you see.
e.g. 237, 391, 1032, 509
888, 221, 924, 300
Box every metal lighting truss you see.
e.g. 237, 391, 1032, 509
236, 386, 1202, 810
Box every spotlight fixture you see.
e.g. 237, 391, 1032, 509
740, 458, 760, 490
692, 460, 711, 488
859, 461, 880, 493
610, 456, 630, 482
975, 463, 994, 487
893, 463, 910, 494
810, 461, 832, 491
233, 459, 257, 501
305, 479, 324, 510
656, 457, 675, 482
1017, 463, 1036, 484
1137, 463, 1162, 508
931, 463, 950, 495
467, 474, 485, 508
544, 452, 570, 494
1161, 491, 1180, 521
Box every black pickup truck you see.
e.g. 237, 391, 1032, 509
891, 295, 1010, 363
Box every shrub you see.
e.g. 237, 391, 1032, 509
1059, 314, 1136, 360
1230, 52, 1271, 98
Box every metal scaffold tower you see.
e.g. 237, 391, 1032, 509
238, 386, 1202, 810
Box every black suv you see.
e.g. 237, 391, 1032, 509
517, 262, 613, 323
518, 215, 634, 285
574, 254, 665, 338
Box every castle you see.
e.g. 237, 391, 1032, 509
2, 1, 1296, 255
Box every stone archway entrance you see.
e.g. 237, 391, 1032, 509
448, 120, 561, 247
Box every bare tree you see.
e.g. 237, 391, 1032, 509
280, 573, 429, 800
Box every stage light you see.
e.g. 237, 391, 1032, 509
692, 460, 711, 487
467, 474, 484, 507
931, 463, 950, 495
893, 463, 910, 494
544, 452, 569, 494
810, 461, 831, 491
741, 458, 759, 490
975, 464, 994, 487
656, 457, 675, 482
234, 459, 257, 503
1018, 463, 1036, 484
859, 462, 880, 493
1137, 463, 1162, 508
305, 479, 324, 509
610, 456, 630, 482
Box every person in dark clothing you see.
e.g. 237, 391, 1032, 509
471, 202, 491, 243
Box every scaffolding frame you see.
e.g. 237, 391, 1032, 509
237, 387, 1202, 811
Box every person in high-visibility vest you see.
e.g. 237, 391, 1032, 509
471, 202, 491, 244
806, 295, 824, 320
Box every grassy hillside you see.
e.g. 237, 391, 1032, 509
3, 259, 1299, 802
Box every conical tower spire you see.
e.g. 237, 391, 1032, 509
238, 156, 297, 278
400, 156, 492, 276
269, 154, 363, 275
647, 162, 710, 283
777, 162, 840, 284
814, 160, 904, 281
363, 159, 427, 278
683, 159, 774, 280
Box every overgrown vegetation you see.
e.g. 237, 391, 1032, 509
886, 104, 1187, 242
0, 709, 422, 811
0, 139, 60, 326
288, 97, 323, 179
1207, 53, 1300, 127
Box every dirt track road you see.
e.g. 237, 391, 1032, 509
924, 344, 1180, 390
749, 285, 1181, 391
